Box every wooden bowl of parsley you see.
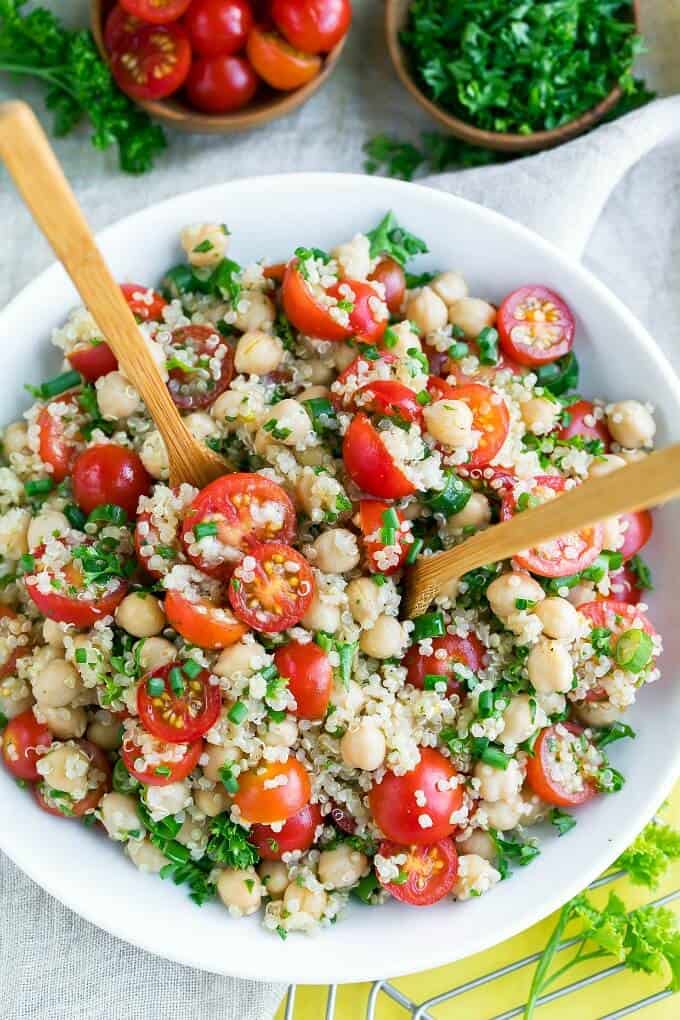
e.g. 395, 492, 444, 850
386, 0, 643, 154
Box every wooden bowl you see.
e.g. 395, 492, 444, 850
91, 0, 346, 134
385, 0, 640, 154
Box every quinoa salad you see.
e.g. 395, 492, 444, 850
0, 213, 661, 933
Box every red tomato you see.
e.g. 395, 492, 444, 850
498, 286, 575, 367
72, 444, 151, 519
580, 599, 657, 643
246, 26, 321, 90
281, 259, 350, 342
184, 0, 254, 57
185, 54, 258, 113
120, 282, 167, 323
526, 723, 598, 808
37, 394, 83, 483
67, 341, 118, 382
557, 400, 610, 448
0, 607, 32, 681
500, 476, 604, 577
104, 4, 143, 52
271, 0, 352, 54
428, 380, 510, 468
251, 802, 322, 860
119, 0, 192, 24
263, 262, 287, 282
354, 380, 422, 423
228, 542, 315, 633
404, 633, 486, 698
618, 510, 653, 561
369, 258, 406, 315
121, 725, 203, 786
274, 641, 333, 720
377, 839, 458, 906
359, 499, 410, 574
182, 473, 296, 577
112, 23, 191, 101
342, 413, 415, 500
369, 748, 464, 845
165, 589, 248, 649
26, 540, 129, 628
605, 564, 643, 606
166, 324, 235, 411
138, 662, 222, 743
234, 759, 311, 823
34, 741, 112, 818
334, 351, 397, 408
326, 279, 388, 344
1, 710, 52, 782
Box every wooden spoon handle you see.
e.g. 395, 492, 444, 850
0, 100, 219, 487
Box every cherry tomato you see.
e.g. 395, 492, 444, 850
354, 380, 422, 424
121, 724, 203, 786
228, 542, 315, 633
377, 839, 458, 906
26, 540, 129, 628
166, 324, 234, 411
1, 709, 52, 782
251, 802, 322, 860
334, 351, 397, 408
369, 748, 464, 845
185, 54, 258, 113
165, 589, 248, 649
274, 641, 332, 719
35, 742, 111, 818
557, 400, 610, 448
618, 510, 653, 561
342, 413, 415, 500
500, 476, 604, 577
271, 0, 352, 54
184, 0, 254, 57
0, 607, 32, 681
359, 499, 410, 574
234, 758, 311, 823
326, 279, 388, 344
37, 394, 83, 483
404, 633, 486, 698
369, 257, 405, 315
120, 282, 167, 323
138, 662, 222, 743
580, 599, 657, 645
104, 4, 143, 52
281, 259, 350, 342
526, 723, 598, 808
112, 23, 191, 101
67, 341, 118, 382
119, 0, 192, 24
428, 380, 510, 469
246, 26, 321, 90
498, 286, 575, 367
605, 564, 643, 606
263, 262, 286, 282
72, 444, 151, 519
182, 473, 296, 577
444, 342, 525, 386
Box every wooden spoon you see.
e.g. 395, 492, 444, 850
0, 100, 227, 489
404, 444, 680, 617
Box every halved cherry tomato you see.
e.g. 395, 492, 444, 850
427, 379, 510, 469
72, 444, 151, 518
274, 641, 332, 719
359, 499, 410, 574
0, 607, 32, 681
138, 661, 221, 743
342, 413, 415, 500
1, 709, 52, 782
121, 724, 203, 786
119, 0, 192, 24
37, 394, 83, 483
263, 262, 287, 282
605, 564, 643, 606
234, 758, 311, 823
251, 802, 322, 860
34, 741, 112, 818
112, 22, 191, 101
182, 473, 296, 577
500, 476, 604, 577
67, 340, 118, 382
618, 510, 653, 561
369, 748, 463, 845
228, 542, 315, 633
404, 633, 486, 698
281, 259, 350, 342
334, 351, 397, 408
120, 282, 167, 323
185, 54, 258, 113
184, 0, 254, 57
580, 599, 657, 644
26, 540, 129, 627
354, 380, 422, 423
164, 589, 248, 649
271, 0, 351, 54
377, 838, 458, 906
247, 26, 321, 90
498, 286, 575, 367
526, 723, 598, 808
557, 400, 610, 448
369, 257, 406, 315
326, 279, 388, 344
104, 4, 143, 52
166, 324, 234, 411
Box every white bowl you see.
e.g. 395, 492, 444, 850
1, 173, 679, 985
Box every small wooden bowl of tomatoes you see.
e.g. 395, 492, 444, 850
91, 0, 351, 134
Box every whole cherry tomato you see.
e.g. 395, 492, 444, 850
72, 444, 151, 519
274, 640, 333, 719
271, 0, 352, 54
185, 54, 259, 113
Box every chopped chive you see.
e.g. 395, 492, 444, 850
614, 628, 653, 673
87, 504, 128, 526
380, 527, 397, 546
193, 239, 214, 253
194, 521, 218, 540
372, 573, 386, 586
75, 647, 88, 664
337, 642, 357, 686
381, 507, 399, 530
480, 745, 510, 769
33, 369, 81, 399
423, 673, 445, 691
228, 700, 248, 725
383, 326, 398, 349
147, 676, 165, 697
477, 326, 499, 365
64, 504, 87, 530
154, 765, 172, 777
260, 664, 278, 682
515, 597, 537, 610
156, 545, 177, 560
24, 478, 54, 497
416, 390, 432, 405
0, 711, 7, 731
18, 553, 35, 575
268, 708, 287, 723
218, 762, 240, 794
405, 537, 423, 565
169, 667, 185, 695
412, 611, 445, 641
183, 659, 202, 679
477, 689, 495, 717
447, 341, 469, 360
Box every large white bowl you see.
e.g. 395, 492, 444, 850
1, 174, 679, 985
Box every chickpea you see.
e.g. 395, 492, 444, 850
283, 882, 327, 920
431, 270, 468, 307
115, 592, 165, 638
0, 508, 30, 560
601, 515, 625, 551
405, 286, 448, 335
139, 430, 169, 480
423, 399, 475, 448
26, 510, 69, 551
3, 421, 29, 455
145, 780, 191, 820
332, 235, 371, 280
311, 528, 360, 574
217, 867, 262, 915
41, 706, 87, 739
256, 398, 313, 449
567, 581, 596, 607
318, 844, 369, 889
301, 592, 340, 633
264, 717, 298, 748
95, 371, 141, 421
534, 597, 580, 641
32, 657, 83, 709
587, 453, 626, 479
332, 342, 357, 373
384, 320, 420, 358
346, 576, 383, 627
359, 614, 406, 659
487, 572, 545, 621
42, 619, 66, 648
214, 639, 266, 678
457, 830, 497, 862
340, 719, 386, 771
482, 795, 523, 831
180, 223, 228, 267
573, 699, 625, 728
330, 679, 365, 715
521, 397, 559, 435
87, 709, 122, 751
0, 677, 33, 720
606, 400, 655, 449
453, 854, 500, 900
298, 385, 330, 402
307, 359, 335, 385
234, 290, 275, 333
619, 449, 647, 465
211, 388, 264, 431
474, 757, 523, 802
448, 297, 496, 339
138, 636, 177, 672
519, 786, 549, 826
127, 837, 167, 874
446, 492, 491, 531
527, 638, 573, 694
234, 330, 284, 376
501, 694, 537, 746
258, 859, 288, 898
99, 792, 140, 841
203, 743, 241, 783
36, 742, 90, 799
185, 411, 219, 443
195, 786, 231, 817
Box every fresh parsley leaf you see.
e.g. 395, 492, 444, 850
206, 813, 259, 870
550, 808, 576, 837
629, 554, 654, 591
366, 212, 428, 265
614, 820, 680, 888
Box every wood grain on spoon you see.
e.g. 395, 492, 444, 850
0, 100, 227, 489
404, 444, 680, 617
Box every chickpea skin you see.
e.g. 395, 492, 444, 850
340, 719, 386, 771
359, 614, 406, 659
445, 492, 491, 531
217, 867, 262, 915
534, 597, 580, 641
487, 572, 545, 621
405, 286, 448, 335
115, 593, 165, 638
431, 270, 468, 306
527, 638, 573, 694
311, 528, 360, 574
234, 330, 284, 376
32, 658, 83, 709
258, 859, 288, 898
318, 844, 369, 889
606, 400, 655, 449
448, 297, 496, 339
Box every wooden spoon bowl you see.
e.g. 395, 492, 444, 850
385, 0, 640, 154
90, 0, 347, 135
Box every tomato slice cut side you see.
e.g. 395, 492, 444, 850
121, 282, 167, 322
112, 22, 191, 102
526, 723, 599, 808
138, 661, 222, 743
342, 413, 416, 500
25, 540, 129, 628
1, 709, 52, 782
404, 633, 486, 698
281, 259, 351, 342
444, 382, 510, 469
121, 723, 203, 786
378, 839, 458, 906
498, 286, 575, 367
164, 589, 248, 649
167, 324, 234, 411
228, 542, 315, 633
